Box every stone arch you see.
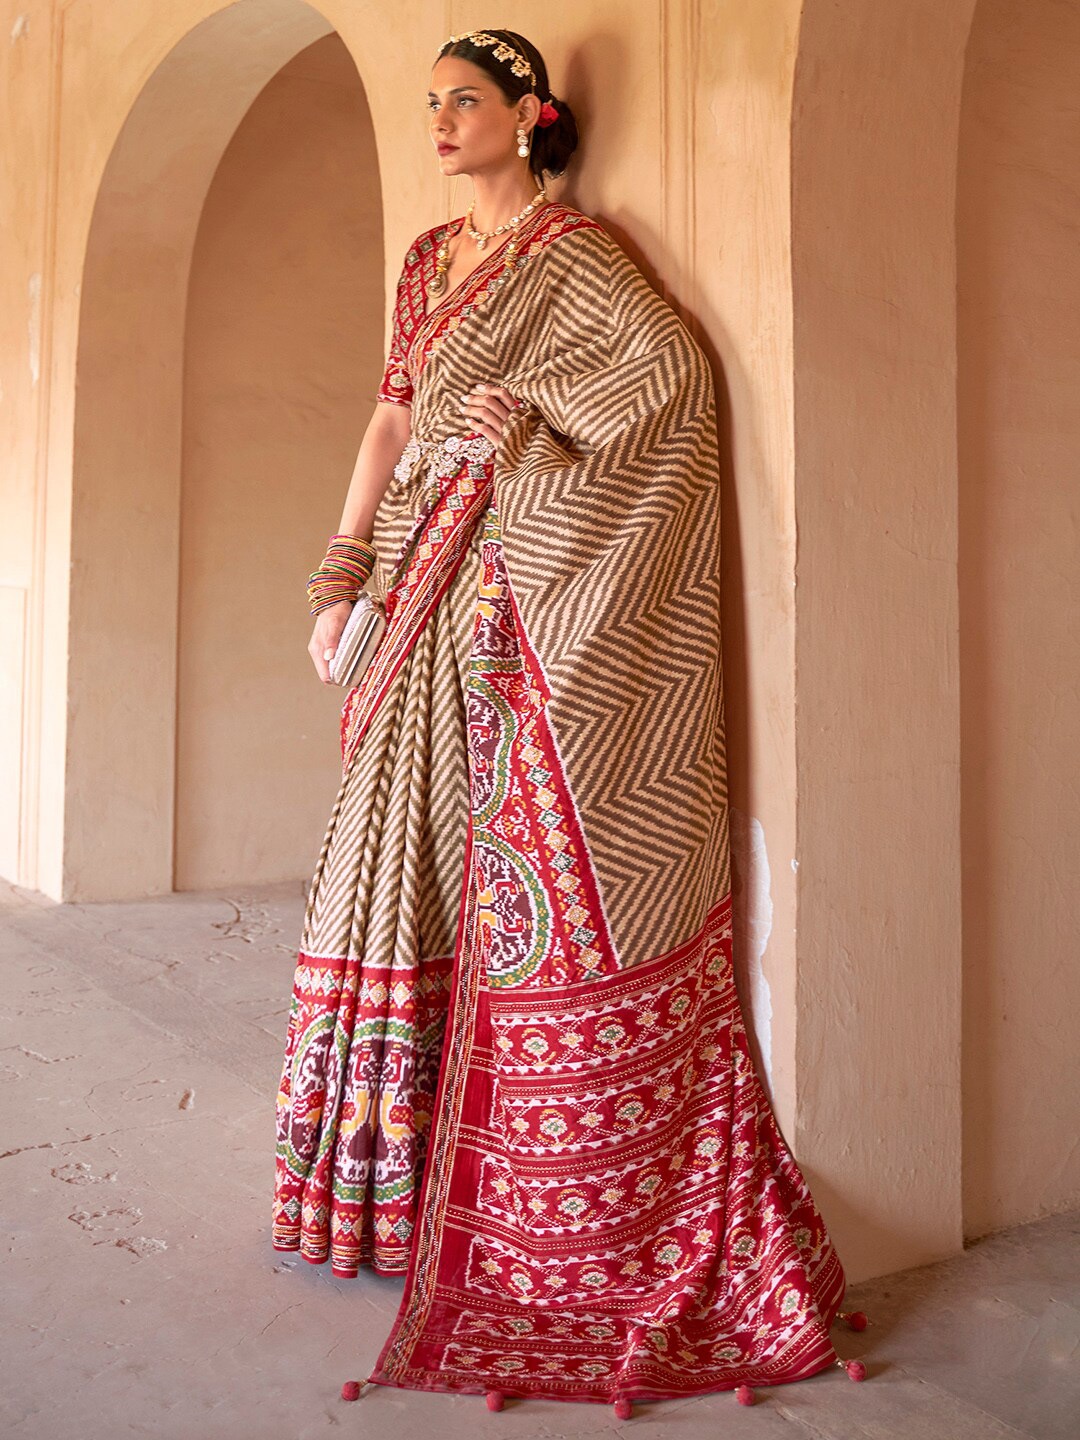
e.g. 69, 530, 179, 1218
63, 1, 382, 898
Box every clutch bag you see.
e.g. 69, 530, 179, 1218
328, 591, 387, 688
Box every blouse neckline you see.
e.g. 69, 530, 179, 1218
420, 200, 561, 325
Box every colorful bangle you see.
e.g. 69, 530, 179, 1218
307, 533, 377, 616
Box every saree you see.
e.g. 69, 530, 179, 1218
274, 200, 850, 1404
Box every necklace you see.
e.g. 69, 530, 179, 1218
426, 186, 549, 299
466, 184, 548, 250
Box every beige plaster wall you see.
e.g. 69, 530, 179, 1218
176, 35, 381, 889
958, 0, 1080, 1236
791, 0, 977, 1277
0, 3, 54, 886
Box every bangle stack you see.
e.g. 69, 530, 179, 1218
307, 533, 378, 615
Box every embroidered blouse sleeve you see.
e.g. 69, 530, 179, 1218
376, 245, 420, 407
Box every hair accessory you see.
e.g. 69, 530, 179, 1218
537, 99, 559, 127
443, 31, 537, 91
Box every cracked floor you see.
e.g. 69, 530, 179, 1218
2, 877, 1077, 1439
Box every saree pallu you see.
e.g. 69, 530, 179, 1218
274, 201, 849, 1403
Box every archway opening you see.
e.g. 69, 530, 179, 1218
69, 2, 383, 899
176, 33, 382, 890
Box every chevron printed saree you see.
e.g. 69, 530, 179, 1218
274, 201, 850, 1405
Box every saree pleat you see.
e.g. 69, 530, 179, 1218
273, 482, 481, 1276
274, 199, 854, 1402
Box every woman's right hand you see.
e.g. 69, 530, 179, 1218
308, 600, 354, 684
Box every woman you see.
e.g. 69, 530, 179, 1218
274, 28, 865, 1411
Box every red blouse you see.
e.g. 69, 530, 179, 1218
376, 202, 603, 408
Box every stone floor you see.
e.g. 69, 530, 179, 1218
1, 877, 1077, 1440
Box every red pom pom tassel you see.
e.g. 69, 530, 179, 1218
845, 1359, 867, 1382
735, 1384, 755, 1406
612, 1394, 633, 1420
485, 1391, 505, 1412
838, 1309, 869, 1331
340, 1380, 361, 1401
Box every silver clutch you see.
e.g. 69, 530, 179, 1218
328, 592, 387, 688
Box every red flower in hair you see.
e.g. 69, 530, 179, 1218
537, 100, 559, 127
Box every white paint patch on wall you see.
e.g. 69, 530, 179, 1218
27, 274, 41, 386
729, 807, 774, 1083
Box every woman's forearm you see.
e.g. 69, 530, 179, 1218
335, 401, 412, 538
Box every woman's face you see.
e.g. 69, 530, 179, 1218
427, 55, 527, 177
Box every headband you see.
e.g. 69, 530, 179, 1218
442, 31, 560, 126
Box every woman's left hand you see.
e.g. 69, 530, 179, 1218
459, 382, 522, 444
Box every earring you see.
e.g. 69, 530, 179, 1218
517, 127, 530, 158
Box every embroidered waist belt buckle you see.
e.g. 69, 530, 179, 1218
393, 435, 438, 486
394, 433, 497, 502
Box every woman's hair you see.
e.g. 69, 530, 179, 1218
435, 30, 578, 179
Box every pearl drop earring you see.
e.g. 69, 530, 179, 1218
516, 127, 530, 158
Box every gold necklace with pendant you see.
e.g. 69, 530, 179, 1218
426, 186, 549, 299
